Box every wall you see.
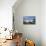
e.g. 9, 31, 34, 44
41, 0, 46, 46
13, 0, 41, 46
0, 0, 16, 30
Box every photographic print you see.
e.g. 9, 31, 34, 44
23, 16, 36, 24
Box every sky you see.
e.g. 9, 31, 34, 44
23, 16, 35, 20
